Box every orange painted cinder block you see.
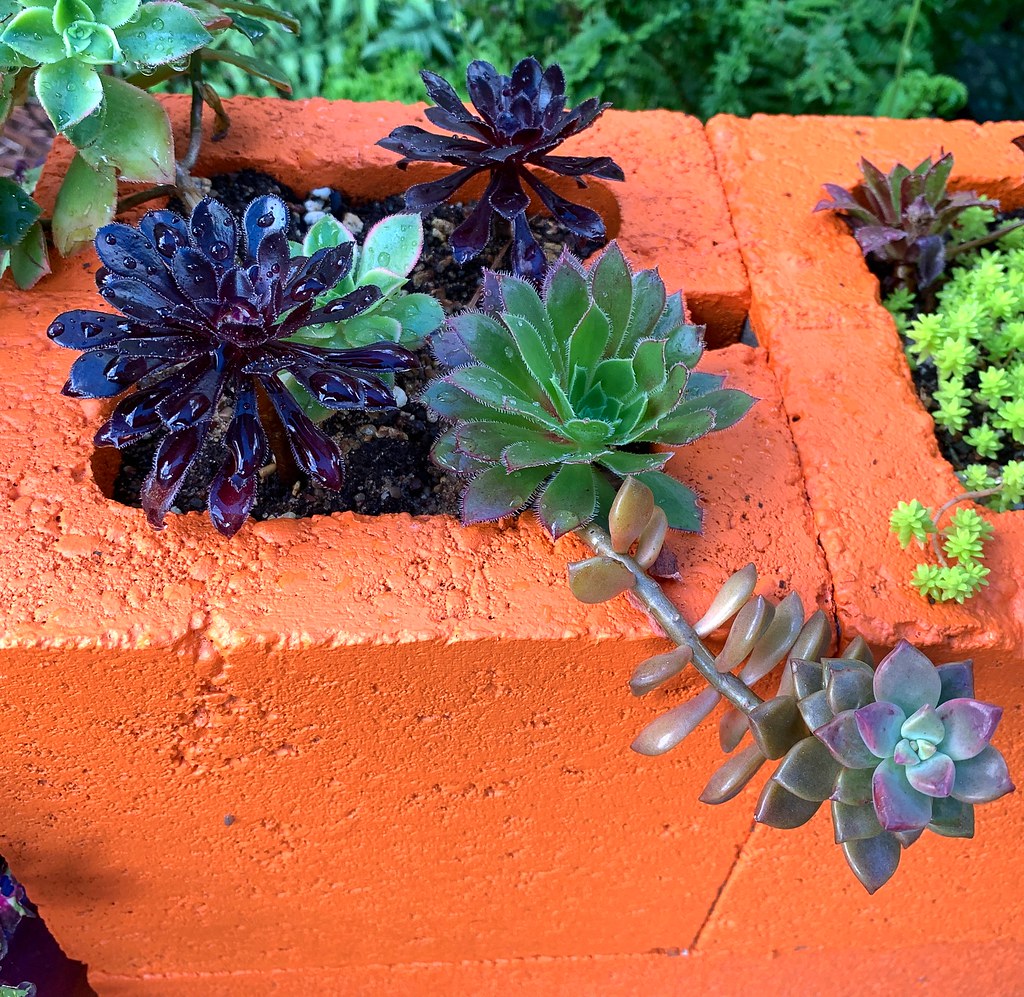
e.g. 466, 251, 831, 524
705, 115, 1023, 959
706, 114, 1024, 655
0, 99, 826, 990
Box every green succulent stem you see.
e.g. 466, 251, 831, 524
947, 219, 1024, 259
928, 486, 1002, 567
577, 523, 764, 715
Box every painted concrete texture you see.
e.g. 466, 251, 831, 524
0, 100, 837, 990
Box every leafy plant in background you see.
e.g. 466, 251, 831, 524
378, 57, 623, 279
0, 0, 296, 289
46, 194, 417, 536
424, 244, 754, 535
813, 153, 1021, 292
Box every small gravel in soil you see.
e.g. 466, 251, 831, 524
114, 170, 606, 521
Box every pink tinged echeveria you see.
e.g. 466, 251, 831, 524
872, 758, 934, 831
872, 641, 942, 716
936, 698, 1003, 760
816, 710, 879, 769
854, 701, 905, 758
951, 746, 1015, 804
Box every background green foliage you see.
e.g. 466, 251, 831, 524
189, 0, 1024, 119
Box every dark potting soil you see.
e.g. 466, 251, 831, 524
112, 170, 606, 522
869, 207, 1024, 478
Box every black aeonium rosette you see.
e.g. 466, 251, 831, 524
378, 57, 624, 279
47, 195, 417, 537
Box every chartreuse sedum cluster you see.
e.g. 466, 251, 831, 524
883, 207, 1024, 601
424, 243, 754, 537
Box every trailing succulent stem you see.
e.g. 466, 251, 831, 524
569, 478, 1014, 894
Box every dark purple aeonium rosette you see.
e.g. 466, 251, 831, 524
47, 195, 417, 537
378, 56, 624, 280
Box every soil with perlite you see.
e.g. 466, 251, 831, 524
111, 170, 605, 521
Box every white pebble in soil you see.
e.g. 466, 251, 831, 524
392, 386, 408, 408
342, 212, 364, 235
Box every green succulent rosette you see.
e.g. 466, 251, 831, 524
1, 0, 210, 132
424, 243, 756, 537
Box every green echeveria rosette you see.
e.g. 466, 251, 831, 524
758, 641, 1013, 893
0, 0, 210, 132
423, 243, 756, 538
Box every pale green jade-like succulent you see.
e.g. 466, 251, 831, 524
288, 213, 443, 351
284, 212, 443, 421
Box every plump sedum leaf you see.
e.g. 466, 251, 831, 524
424, 243, 757, 537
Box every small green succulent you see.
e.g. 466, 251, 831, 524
284, 212, 443, 422
288, 213, 443, 352
423, 243, 756, 537
890, 497, 995, 603
1, 1, 211, 132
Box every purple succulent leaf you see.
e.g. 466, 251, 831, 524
159, 362, 224, 432
950, 745, 1015, 804
487, 168, 531, 220
841, 832, 901, 894
141, 421, 211, 529
522, 169, 606, 239
114, 335, 210, 360
937, 660, 975, 702
262, 375, 345, 490
420, 69, 473, 117
510, 57, 543, 99
300, 285, 383, 329
403, 166, 486, 214
904, 751, 956, 798
138, 209, 190, 260
816, 710, 880, 769
873, 640, 942, 716
936, 698, 1002, 761
63, 350, 157, 398
189, 198, 238, 269
511, 212, 547, 281
100, 276, 179, 325
95, 222, 168, 279
538, 63, 565, 111
301, 369, 370, 408
153, 356, 216, 423
853, 225, 905, 255
207, 389, 267, 537
466, 59, 501, 123
47, 310, 133, 350
854, 701, 906, 759
536, 153, 625, 181
900, 703, 945, 743
379, 125, 490, 165
423, 105, 492, 141
872, 757, 934, 832
168, 246, 221, 301
256, 230, 291, 286
243, 194, 289, 260
450, 195, 495, 263
915, 234, 946, 288
95, 383, 166, 448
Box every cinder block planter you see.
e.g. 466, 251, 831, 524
705, 115, 1023, 971
706, 114, 1024, 655
0, 99, 828, 993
